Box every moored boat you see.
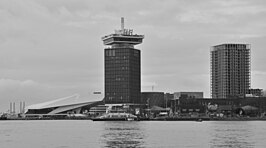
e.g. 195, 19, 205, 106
92, 112, 138, 121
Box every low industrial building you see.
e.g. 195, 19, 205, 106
171, 96, 266, 117
174, 92, 204, 99
247, 88, 263, 97
141, 92, 165, 108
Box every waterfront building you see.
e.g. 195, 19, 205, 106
25, 94, 102, 116
171, 97, 266, 117
164, 93, 174, 108
174, 92, 204, 99
211, 43, 251, 98
102, 18, 144, 104
164, 93, 174, 100
247, 88, 263, 97
141, 92, 165, 108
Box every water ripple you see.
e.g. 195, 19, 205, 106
101, 122, 145, 148
210, 122, 256, 148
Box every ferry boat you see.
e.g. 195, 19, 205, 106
92, 112, 138, 121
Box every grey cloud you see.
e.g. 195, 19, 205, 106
1, 0, 266, 111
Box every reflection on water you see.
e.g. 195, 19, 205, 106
210, 122, 255, 148
100, 122, 145, 148
1, 121, 266, 148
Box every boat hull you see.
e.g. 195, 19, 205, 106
92, 117, 137, 121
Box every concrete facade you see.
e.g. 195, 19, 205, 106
211, 44, 250, 98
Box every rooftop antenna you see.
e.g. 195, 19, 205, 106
121, 17, 124, 30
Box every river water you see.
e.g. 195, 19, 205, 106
0, 120, 266, 148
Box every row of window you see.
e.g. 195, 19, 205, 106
113, 37, 142, 42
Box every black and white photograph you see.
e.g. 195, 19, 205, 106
1, 0, 266, 147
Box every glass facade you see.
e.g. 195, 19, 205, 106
104, 48, 141, 104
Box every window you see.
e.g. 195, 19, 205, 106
106, 50, 116, 56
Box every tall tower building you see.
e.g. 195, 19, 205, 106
211, 43, 250, 98
102, 18, 144, 104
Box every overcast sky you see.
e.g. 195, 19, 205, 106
1, 0, 266, 112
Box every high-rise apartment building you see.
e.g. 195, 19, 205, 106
102, 18, 144, 104
211, 43, 250, 98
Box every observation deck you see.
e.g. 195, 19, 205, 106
102, 18, 144, 47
